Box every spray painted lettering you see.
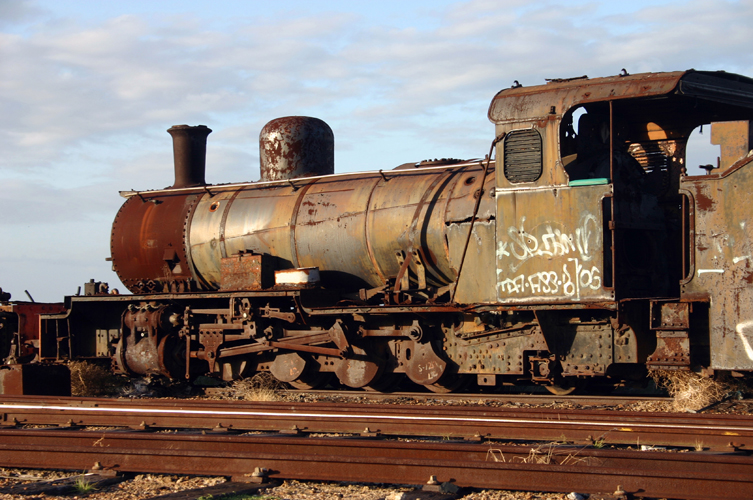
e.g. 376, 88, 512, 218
497, 213, 600, 272
497, 212, 603, 299
498, 258, 601, 299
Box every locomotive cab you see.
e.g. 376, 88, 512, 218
489, 70, 753, 381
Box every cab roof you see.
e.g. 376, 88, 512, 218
488, 70, 753, 125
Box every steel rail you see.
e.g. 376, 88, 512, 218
1, 396, 752, 450
0, 428, 751, 500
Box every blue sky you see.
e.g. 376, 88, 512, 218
1, 0, 752, 301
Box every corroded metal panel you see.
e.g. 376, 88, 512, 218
681, 157, 753, 369
0, 302, 65, 364
295, 175, 383, 288
365, 169, 457, 287
496, 184, 613, 303
222, 186, 299, 265
111, 193, 198, 293
444, 165, 498, 303
488, 72, 686, 125
711, 121, 753, 170
189, 189, 245, 288
259, 117, 334, 182
447, 221, 497, 304
220, 253, 269, 291
443, 164, 496, 222
190, 186, 299, 288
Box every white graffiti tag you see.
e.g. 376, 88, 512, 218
497, 213, 601, 273
498, 258, 602, 299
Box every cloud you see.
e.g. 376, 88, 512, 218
0, 0, 43, 27
1, 0, 752, 300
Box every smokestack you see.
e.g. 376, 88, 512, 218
167, 125, 212, 188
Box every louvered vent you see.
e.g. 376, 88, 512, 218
504, 129, 542, 183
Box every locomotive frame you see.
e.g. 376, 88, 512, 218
4, 69, 753, 395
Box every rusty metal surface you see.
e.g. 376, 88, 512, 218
712, 121, 753, 170
117, 304, 183, 377
259, 116, 334, 182
681, 156, 753, 370
651, 301, 690, 330
180, 161, 494, 294
488, 71, 687, 125
647, 331, 690, 369
189, 184, 298, 288
495, 184, 612, 303
0, 428, 751, 499
219, 253, 269, 291
111, 193, 201, 294
0, 302, 65, 364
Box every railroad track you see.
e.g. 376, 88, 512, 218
0, 427, 751, 499
1, 395, 751, 450
1, 395, 752, 499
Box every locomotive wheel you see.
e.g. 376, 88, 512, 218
270, 352, 308, 383
335, 345, 383, 388
270, 352, 333, 390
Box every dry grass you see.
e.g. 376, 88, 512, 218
486, 448, 506, 462
651, 370, 736, 412
68, 361, 126, 397
216, 373, 285, 401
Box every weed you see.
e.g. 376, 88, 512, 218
695, 439, 704, 452
593, 438, 606, 449
73, 476, 97, 494
651, 370, 736, 412
216, 373, 284, 401
69, 361, 127, 397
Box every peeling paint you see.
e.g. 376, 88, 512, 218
697, 269, 725, 276
736, 320, 753, 360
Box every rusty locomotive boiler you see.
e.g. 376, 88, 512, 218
13, 69, 753, 394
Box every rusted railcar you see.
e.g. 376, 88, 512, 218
0, 290, 68, 395
14, 69, 753, 394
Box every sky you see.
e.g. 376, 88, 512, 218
1, 0, 752, 302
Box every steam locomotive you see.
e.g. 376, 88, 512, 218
3, 69, 753, 395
